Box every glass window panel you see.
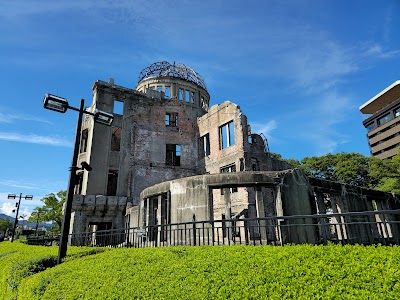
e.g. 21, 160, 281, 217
377, 113, 392, 125
366, 123, 376, 132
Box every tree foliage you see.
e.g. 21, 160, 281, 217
281, 151, 400, 193
27, 191, 66, 232
0, 218, 13, 235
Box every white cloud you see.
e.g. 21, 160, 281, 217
0, 180, 40, 190
0, 132, 72, 147
283, 91, 354, 155
0, 1, 92, 17
262, 29, 359, 94
251, 120, 278, 141
0, 202, 32, 219
364, 44, 400, 59
0, 192, 44, 217
0, 112, 52, 124
0, 202, 15, 216
0, 0, 166, 21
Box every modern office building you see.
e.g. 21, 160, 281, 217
360, 80, 400, 159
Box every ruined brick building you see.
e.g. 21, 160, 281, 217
69, 62, 399, 245
70, 61, 292, 234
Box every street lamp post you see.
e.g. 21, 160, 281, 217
43, 93, 113, 264
32, 208, 47, 235
8, 193, 33, 242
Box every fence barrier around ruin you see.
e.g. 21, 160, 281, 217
26, 210, 400, 248
26, 235, 60, 246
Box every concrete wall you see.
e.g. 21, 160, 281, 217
70, 194, 128, 245
78, 79, 206, 204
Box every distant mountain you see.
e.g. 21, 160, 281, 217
0, 213, 14, 221
0, 213, 53, 230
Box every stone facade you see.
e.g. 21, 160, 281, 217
69, 61, 300, 235
137, 169, 400, 245
68, 62, 400, 246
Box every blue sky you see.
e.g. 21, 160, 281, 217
1, 0, 399, 216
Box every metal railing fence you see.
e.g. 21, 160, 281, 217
29, 210, 400, 248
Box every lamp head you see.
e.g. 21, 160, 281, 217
81, 161, 92, 171
43, 94, 69, 113
94, 110, 114, 126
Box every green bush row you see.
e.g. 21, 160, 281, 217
0, 241, 104, 300
13, 244, 400, 299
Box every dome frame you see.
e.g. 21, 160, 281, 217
138, 61, 208, 91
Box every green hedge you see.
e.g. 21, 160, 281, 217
16, 244, 400, 299
0, 241, 104, 300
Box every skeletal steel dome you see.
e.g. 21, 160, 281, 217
138, 61, 207, 91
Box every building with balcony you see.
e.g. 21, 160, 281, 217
360, 80, 400, 159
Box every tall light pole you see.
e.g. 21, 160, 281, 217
8, 193, 33, 242
43, 93, 113, 264
32, 207, 47, 235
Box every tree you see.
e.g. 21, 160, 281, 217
0, 218, 13, 235
370, 150, 400, 193
27, 190, 66, 233
280, 152, 400, 192
29, 207, 48, 233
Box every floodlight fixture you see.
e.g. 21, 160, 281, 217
81, 161, 92, 171
43, 93, 69, 113
8, 194, 16, 199
94, 110, 114, 126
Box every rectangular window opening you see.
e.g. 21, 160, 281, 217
74, 173, 84, 194
165, 86, 171, 99
220, 164, 237, 194
107, 170, 118, 196
80, 129, 88, 153
179, 89, 184, 100
377, 113, 392, 126
190, 91, 195, 103
220, 121, 235, 149
201, 96, 206, 108
185, 90, 190, 103
166, 144, 181, 166
111, 126, 122, 151
113, 100, 124, 115
165, 113, 178, 127
366, 123, 376, 132
199, 133, 210, 158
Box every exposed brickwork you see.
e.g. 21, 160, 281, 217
71, 66, 292, 233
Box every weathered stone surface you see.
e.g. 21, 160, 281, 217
96, 195, 107, 205
107, 196, 118, 206
84, 195, 96, 206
